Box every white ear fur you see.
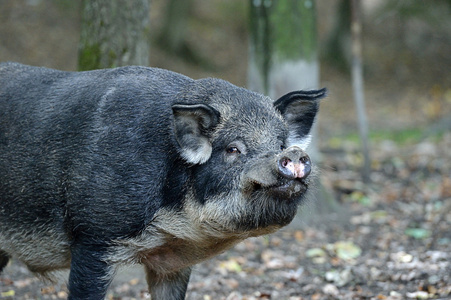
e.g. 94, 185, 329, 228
180, 139, 212, 164
172, 103, 219, 165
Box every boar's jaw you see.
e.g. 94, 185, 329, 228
242, 175, 308, 202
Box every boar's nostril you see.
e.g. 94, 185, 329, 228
278, 157, 296, 179
300, 155, 309, 164
300, 155, 312, 179
281, 157, 290, 168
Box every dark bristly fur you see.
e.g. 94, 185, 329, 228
0, 62, 326, 299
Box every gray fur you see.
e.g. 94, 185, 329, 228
0, 62, 324, 299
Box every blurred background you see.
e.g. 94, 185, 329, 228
1, 0, 450, 138
1, 1, 450, 299
1, 0, 450, 140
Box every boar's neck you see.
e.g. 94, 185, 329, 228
108, 201, 280, 275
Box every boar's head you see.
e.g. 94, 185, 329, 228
172, 79, 326, 236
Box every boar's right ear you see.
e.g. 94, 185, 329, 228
172, 103, 220, 164
274, 88, 327, 149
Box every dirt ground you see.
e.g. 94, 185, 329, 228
1, 132, 450, 300
0, 1, 450, 299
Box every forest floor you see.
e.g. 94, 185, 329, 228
1, 130, 450, 300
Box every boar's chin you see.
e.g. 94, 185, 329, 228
236, 188, 301, 231
227, 178, 310, 231
235, 185, 308, 231
187, 187, 304, 235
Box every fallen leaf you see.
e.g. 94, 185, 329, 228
270, 236, 282, 246
441, 177, 451, 197
406, 290, 430, 299
427, 285, 437, 295
282, 267, 304, 281
405, 228, 431, 239
311, 293, 322, 300
41, 285, 56, 294
266, 258, 284, 269
218, 258, 242, 273
391, 251, 413, 263
13, 278, 35, 288
323, 283, 339, 296
306, 247, 328, 264
388, 291, 403, 300
222, 278, 239, 289
0, 278, 13, 286
325, 268, 353, 287
294, 230, 304, 242
347, 191, 371, 205
254, 291, 271, 298
334, 241, 362, 260
225, 292, 242, 300
306, 248, 326, 258
370, 210, 388, 220
1, 290, 15, 297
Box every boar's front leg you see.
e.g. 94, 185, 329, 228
145, 267, 191, 300
0, 250, 10, 273
67, 243, 115, 300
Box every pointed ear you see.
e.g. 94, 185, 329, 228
172, 103, 220, 164
274, 88, 327, 149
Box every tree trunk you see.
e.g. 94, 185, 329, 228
248, 0, 320, 158
78, 0, 150, 71
268, 0, 319, 98
248, 0, 319, 100
248, 0, 338, 222
159, 0, 191, 54
248, 1, 271, 95
324, 0, 351, 72
351, 0, 371, 183
156, 0, 209, 67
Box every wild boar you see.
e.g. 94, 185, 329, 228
0, 62, 326, 299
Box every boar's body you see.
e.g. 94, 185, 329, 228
0, 62, 325, 299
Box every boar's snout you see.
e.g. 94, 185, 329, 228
277, 148, 311, 180
241, 146, 313, 201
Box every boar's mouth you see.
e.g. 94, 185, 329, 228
243, 177, 308, 201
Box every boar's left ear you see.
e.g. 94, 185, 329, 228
172, 103, 220, 164
274, 88, 327, 149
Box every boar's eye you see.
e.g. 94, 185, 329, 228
226, 146, 241, 154
225, 141, 246, 156
280, 145, 286, 151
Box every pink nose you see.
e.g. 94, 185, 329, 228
278, 151, 311, 180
